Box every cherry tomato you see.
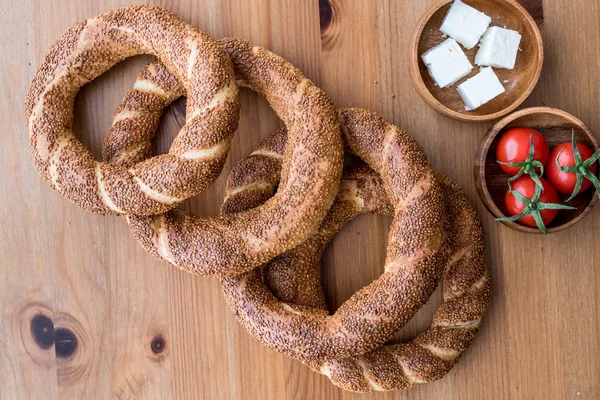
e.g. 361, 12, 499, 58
546, 141, 598, 195
505, 177, 560, 228
496, 128, 550, 175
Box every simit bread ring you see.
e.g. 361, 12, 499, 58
103, 41, 343, 276
221, 130, 491, 392
219, 108, 448, 361
26, 5, 240, 215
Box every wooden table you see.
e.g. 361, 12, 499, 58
1, 1, 599, 398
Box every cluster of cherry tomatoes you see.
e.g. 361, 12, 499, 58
495, 127, 600, 233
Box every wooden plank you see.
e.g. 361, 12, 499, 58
1, 0, 599, 399
1, 0, 61, 398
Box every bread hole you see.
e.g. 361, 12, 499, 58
321, 213, 442, 342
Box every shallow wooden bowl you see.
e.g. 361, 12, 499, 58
409, 0, 544, 122
475, 107, 599, 234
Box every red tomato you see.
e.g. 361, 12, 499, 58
496, 128, 550, 175
546, 141, 598, 195
505, 177, 560, 228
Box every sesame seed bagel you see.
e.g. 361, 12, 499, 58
219, 108, 447, 361
221, 129, 490, 392
104, 43, 343, 276
26, 5, 240, 215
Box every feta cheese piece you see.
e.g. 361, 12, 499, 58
475, 26, 522, 69
457, 67, 505, 110
421, 38, 473, 88
440, 0, 492, 50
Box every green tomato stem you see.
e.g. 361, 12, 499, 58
496, 187, 576, 234
557, 129, 600, 201
498, 134, 545, 191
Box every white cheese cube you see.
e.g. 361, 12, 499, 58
457, 67, 505, 110
421, 38, 473, 88
440, 0, 492, 50
475, 26, 522, 69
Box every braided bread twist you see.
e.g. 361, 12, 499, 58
221, 129, 491, 392
26, 6, 240, 215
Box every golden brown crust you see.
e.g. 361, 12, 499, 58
103, 40, 343, 276
307, 175, 491, 392
26, 6, 240, 215
217, 109, 446, 362
221, 126, 490, 392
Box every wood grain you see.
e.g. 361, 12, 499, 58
1, 0, 599, 399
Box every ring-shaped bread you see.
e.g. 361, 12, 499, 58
219, 108, 447, 361
26, 6, 241, 215
102, 40, 343, 276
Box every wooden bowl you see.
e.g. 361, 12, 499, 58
475, 107, 599, 234
408, 0, 544, 122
